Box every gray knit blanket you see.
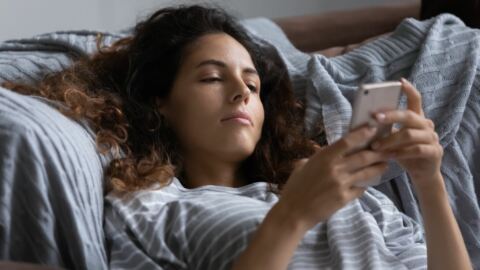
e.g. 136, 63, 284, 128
0, 14, 479, 268
243, 14, 480, 267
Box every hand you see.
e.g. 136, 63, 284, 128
278, 126, 389, 231
370, 78, 444, 189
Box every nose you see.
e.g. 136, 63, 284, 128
230, 79, 251, 104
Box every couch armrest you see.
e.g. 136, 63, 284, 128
272, 1, 420, 52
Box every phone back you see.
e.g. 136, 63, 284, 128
349, 81, 401, 186
350, 81, 402, 132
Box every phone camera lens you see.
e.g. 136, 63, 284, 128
364, 90, 369, 95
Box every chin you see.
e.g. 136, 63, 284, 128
220, 144, 256, 161
214, 133, 260, 159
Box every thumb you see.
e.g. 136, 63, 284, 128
324, 126, 377, 158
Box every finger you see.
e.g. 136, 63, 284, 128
390, 144, 443, 159
374, 110, 428, 130
325, 126, 378, 157
340, 150, 389, 172
401, 78, 424, 116
348, 162, 389, 186
371, 128, 439, 151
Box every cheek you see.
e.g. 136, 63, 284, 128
167, 91, 219, 135
254, 99, 265, 129
169, 101, 199, 132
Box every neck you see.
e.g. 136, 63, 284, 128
180, 152, 247, 189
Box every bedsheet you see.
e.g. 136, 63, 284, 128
243, 14, 480, 266
0, 14, 479, 268
0, 31, 122, 269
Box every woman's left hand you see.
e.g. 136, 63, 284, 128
370, 78, 444, 189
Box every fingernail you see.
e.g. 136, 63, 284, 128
376, 113, 386, 122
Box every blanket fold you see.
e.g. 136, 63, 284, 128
243, 14, 480, 266
0, 13, 479, 268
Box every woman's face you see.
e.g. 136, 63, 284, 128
158, 33, 264, 163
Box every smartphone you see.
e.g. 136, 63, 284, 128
349, 81, 402, 186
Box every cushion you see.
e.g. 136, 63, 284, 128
0, 87, 109, 269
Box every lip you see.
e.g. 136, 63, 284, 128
221, 111, 253, 126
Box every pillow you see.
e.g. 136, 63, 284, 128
0, 87, 109, 269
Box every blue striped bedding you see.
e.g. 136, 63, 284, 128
105, 179, 426, 269
0, 14, 479, 269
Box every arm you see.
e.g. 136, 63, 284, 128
273, 1, 420, 52
232, 80, 471, 270
232, 126, 392, 269
415, 173, 472, 269
230, 202, 308, 270
371, 79, 472, 269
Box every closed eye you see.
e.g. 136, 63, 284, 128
200, 77, 258, 92
200, 77, 222, 83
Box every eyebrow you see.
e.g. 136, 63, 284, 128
196, 59, 258, 75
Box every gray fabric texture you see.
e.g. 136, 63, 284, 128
0, 87, 110, 269
105, 178, 427, 270
0, 31, 122, 269
0, 13, 478, 269
242, 14, 480, 266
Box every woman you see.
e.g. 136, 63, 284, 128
4, 5, 471, 270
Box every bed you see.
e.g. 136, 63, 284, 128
0, 2, 479, 269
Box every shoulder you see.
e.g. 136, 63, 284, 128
105, 178, 278, 217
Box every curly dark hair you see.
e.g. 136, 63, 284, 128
3, 4, 326, 192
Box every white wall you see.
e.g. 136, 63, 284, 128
0, 0, 401, 42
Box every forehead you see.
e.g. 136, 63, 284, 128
182, 33, 255, 68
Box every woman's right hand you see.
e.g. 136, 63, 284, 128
277, 126, 390, 231
234, 127, 391, 270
